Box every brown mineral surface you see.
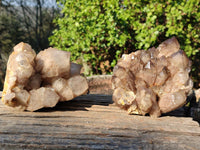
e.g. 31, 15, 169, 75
112, 37, 193, 117
1, 42, 88, 111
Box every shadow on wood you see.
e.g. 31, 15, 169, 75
36, 94, 113, 112
37, 94, 200, 126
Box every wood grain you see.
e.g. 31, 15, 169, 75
0, 94, 200, 150
87, 75, 113, 95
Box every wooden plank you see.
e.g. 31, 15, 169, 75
87, 75, 113, 95
0, 94, 200, 149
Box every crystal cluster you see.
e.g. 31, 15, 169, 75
112, 37, 193, 117
2, 42, 88, 111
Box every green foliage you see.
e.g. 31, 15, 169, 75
0, 12, 24, 54
50, 0, 200, 82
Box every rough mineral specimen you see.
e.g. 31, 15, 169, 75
2, 42, 88, 111
112, 37, 193, 117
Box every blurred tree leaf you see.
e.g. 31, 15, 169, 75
50, 0, 199, 85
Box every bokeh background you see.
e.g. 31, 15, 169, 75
0, 0, 199, 90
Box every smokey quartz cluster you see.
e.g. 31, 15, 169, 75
2, 42, 88, 111
112, 37, 193, 117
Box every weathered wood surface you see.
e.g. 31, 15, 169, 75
0, 94, 200, 150
87, 75, 113, 95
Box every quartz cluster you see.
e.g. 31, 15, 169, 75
2, 42, 88, 111
112, 37, 193, 117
